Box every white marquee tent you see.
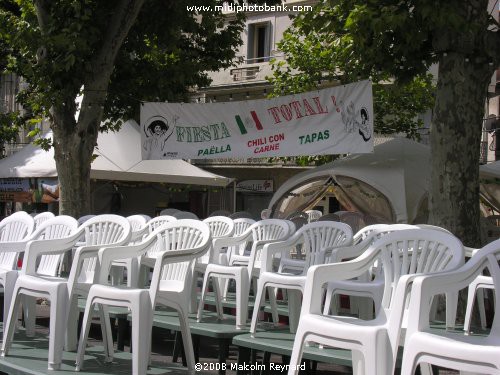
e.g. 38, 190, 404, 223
0, 120, 232, 187
270, 137, 500, 223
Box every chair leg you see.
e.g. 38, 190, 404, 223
75, 300, 96, 371
97, 304, 114, 362
22, 294, 37, 337
130, 293, 152, 375
268, 287, 280, 324
178, 306, 195, 371
445, 291, 458, 329
1, 288, 22, 356
47, 285, 68, 371
65, 296, 79, 351
288, 324, 307, 375
236, 269, 249, 329
212, 276, 224, 321
250, 282, 266, 335
288, 290, 302, 334
2, 272, 18, 330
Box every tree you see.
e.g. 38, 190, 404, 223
0, 0, 248, 217
274, 0, 499, 246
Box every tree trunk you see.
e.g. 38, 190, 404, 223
430, 52, 494, 247
52, 105, 98, 218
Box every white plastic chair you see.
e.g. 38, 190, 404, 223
138, 215, 177, 286
75, 220, 212, 375
21, 216, 79, 336
197, 219, 293, 329
305, 210, 322, 223
159, 208, 179, 216
401, 238, 500, 375
287, 229, 464, 375
250, 221, 353, 334
77, 214, 95, 226
323, 224, 417, 319
191, 216, 235, 311
33, 212, 55, 228
0, 211, 35, 322
0, 215, 131, 370
109, 215, 150, 287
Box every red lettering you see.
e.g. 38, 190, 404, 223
313, 97, 328, 113
280, 104, 293, 121
267, 107, 282, 124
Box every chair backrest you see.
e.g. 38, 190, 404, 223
337, 211, 366, 233
406, 238, 500, 343
76, 215, 132, 283
0, 211, 35, 269
305, 209, 323, 223
317, 213, 341, 222
127, 214, 149, 243
202, 216, 235, 263
228, 218, 256, 258
173, 211, 199, 220
260, 208, 271, 219
373, 229, 464, 311
126, 215, 148, 231
229, 211, 254, 220
77, 214, 95, 225
159, 208, 179, 216
33, 212, 55, 228
297, 221, 353, 271
245, 219, 294, 275
151, 220, 211, 294
33, 215, 79, 276
148, 215, 177, 233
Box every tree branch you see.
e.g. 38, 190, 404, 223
33, 0, 50, 34
88, 0, 145, 88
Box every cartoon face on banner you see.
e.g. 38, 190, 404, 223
142, 115, 176, 159
339, 101, 372, 142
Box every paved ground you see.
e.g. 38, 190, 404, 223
0, 302, 466, 375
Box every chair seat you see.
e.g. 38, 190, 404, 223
258, 272, 306, 289
405, 330, 500, 370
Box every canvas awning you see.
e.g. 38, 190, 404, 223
0, 120, 232, 187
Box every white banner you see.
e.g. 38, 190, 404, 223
140, 80, 373, 159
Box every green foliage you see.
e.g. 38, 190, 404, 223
0, 0, 250, 129
269, 2, 437, 144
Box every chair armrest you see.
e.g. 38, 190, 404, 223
261, 235, 304, 273
212, 231, 252, 262
22, 237, 79, 275
301, 246, 380, 315
0, 240, 30, 253
67, 244, 106, 292
97, 238, 158, 284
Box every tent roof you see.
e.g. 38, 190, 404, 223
480, 160, 500, 180
269, 137, 430, 223
0, 120, 232, 187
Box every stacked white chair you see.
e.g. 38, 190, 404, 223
191, 216, 234, 311
1, 215, 131, 370
250, 221, 353, 334
305, 209, 322, 223
198, 219, 293, 329
109, 215, 150, 287
401, 238, 500, 374
75, 220, 212, 375
287, 229, 464, 375
323, 224, 417, 319
0, 211, 35, 322
33, 211, 55, 228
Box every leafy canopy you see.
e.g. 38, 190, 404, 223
0, 0, 247, 136
269, 0, 438, 150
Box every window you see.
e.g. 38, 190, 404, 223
247, 22, 271, 63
